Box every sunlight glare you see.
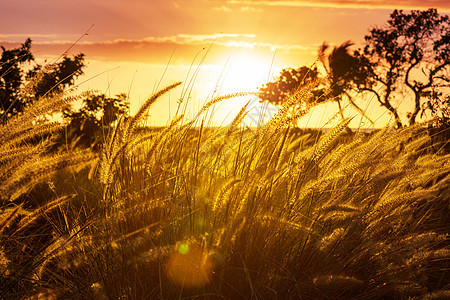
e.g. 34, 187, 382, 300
220, 52, 273, 93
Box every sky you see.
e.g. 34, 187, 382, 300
1, 0, 449, 127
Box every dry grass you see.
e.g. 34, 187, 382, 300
0, 81, 449, 299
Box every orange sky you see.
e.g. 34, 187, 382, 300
1, 1, 449, 127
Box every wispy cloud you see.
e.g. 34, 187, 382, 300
0, 33, 67, 42
0, 34, 315, 66
213, 5, 234, 12
154, 33, 258, 43
225, 0, 450, 11
212, 5, 264, 12
240, 6, 264, 12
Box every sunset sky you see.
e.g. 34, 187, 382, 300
1, 0, 449, 127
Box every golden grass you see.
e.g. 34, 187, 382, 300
0, 81, 449, 299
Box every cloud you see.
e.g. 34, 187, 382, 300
212, 5, 264, 12
0, 34, 59, 39
224, 0, 450, 11
0, 34, 315, 67
213, 5, 234, 12
240, 6, 264, 12
167, 33, 257, 43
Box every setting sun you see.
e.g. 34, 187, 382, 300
220, 51, 275, 93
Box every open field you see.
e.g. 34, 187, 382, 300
1, 83, 449, 299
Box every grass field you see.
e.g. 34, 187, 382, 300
0, 82, 449, 299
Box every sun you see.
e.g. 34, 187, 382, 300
201, 50, 279, 126
220, 51, 274, 93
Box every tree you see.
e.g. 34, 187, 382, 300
0, 39, 85, 122
258, 66, 323, 106
0, 38, 34, 119
28, 54, 85, 99
259, 43, 373, 125
62, 93, 129, 150
0, 39, 133, 150
358, 8, 450, 127
318, 41, 373, 124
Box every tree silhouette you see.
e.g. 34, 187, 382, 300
358, 8, 450, 127
62, 93, 129, 150
27, 54, 85, 99
0, 38, 34, 120
0, 39, 130, 150
0, 39, 85, 123
319, 41, 373, 124
259, 43, 373, 125
258, 66, 323, 106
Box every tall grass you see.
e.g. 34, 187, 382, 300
1, 81, 449, 299
0, 92, 98, 299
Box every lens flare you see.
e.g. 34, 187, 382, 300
165, 244, 215, 288
178, 243, 189, 255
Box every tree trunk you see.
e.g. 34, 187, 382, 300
362, 88, 403, 128
409, 91, 421, 126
